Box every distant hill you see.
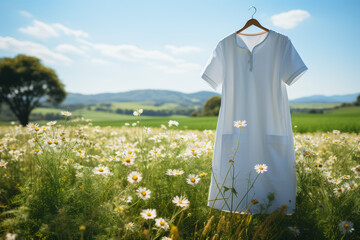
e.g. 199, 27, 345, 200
60, 89, 220, 106
289, 92, 360, 103
58, 90, 359, 106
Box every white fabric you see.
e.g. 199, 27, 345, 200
200, 29, 308, 215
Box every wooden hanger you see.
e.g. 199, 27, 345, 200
236, 6, 269, 36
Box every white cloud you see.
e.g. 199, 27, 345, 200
0, 36, 72, 65
55, 44, 88, 56
164, 45, 202, 54
19, 19, 89, 39
271, 9, 310, 29
19, 10, 32, 18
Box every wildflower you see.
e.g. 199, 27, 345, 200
125, 122, 130, 126
5, 232, 17, 240
114, 205, 125, 213
166, 169, 184, 176
46, 121, 57, 126
92, 165, 112, 177
0, 159, 8, 168
338, 220, 354, 234
332, 130, 340, 134
136, 187, 151, 200
61, 111, 72, 117
144, 127, 151, 134
123, 195, 133, 203
168, 120, 179, 127
108, 155, 120, 162
133, 109, 143, 116
125, 222, 135, 231
203, 129, 213, 135
304, 167, 312, 173
350, 165, 360, 174
331, 178, 342, 185
254, 164, 268, 174
140, 208, 157, 220
251, 199, 259, 204
186, 174, 200, 186
172, 195, 190, 208
127, 171, 143, 183
233, 120, 247, 128
155, 217, 170, 231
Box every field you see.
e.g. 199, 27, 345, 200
0, 111, 359, 239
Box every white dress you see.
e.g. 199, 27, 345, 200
200, 29, 308, 215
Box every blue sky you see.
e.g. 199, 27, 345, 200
0, 0, 359, 100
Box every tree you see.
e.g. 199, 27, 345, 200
201, 96, 221, 116
0, 54, 67, 126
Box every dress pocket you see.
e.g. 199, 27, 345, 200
264, 134, 290, 181
217, 132, 249, 181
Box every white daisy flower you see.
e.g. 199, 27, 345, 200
92, 165, 112, 177
172, 195, 190, 208
108, 155, 120, 162
186, 174, 200, 186
168, 120, 179, 127
124, 222, 135, 231
61, 111, 72, 117
123, 195, 133, 203
338, 220, 354, 234
304, 167, 312, 173
143, 127, 151, 134
133, 109, 143, 116
233, 120, 247, 128
0, 160, 8, 168
254, 164, 268, 174
136, 187, 151, 200
155, 217, 170, 231
127, 171, 143, 184
140, 208, 156, 220
46, 121, 57, 126
203, 129, 213, 135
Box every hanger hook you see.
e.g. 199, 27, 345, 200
248, 6, 256, 19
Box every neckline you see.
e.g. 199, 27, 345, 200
234, 30, 273, 53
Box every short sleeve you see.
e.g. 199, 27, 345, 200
200, 42, 224, 91
280, 37, 308, 86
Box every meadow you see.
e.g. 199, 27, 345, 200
0, 110, 359, 239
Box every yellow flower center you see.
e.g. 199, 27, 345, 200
356, 168, 360, 172
125, 158, 130, 163
160, 221, 165, 226
35, 149, 39, 152
147, 212, 151, 216
99, 168, 104, 172
259, 166, 263, 170
178, 200, 182, 204
344, 224, 349, 228
48, 140, 52, 144
35, 128, 40, 131
113, 158, 117, 161
141, 191, 146, 196
191, 178, 195, 182
132, 175, 138, 180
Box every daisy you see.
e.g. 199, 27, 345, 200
203, 129, 213, 135
350, 165, 360, 174
186, 174, 200, 186
331, 178, 342, 185
125, 122, 130, 126
121, 152, 136, 166
0, 159, 8, 168
155, 217, 170, 231
136, 187, 151, 200
108, 155, 120, 162
304, 167, 312, 173
143, 126, 151, 134
172, 195, 190, 208
61, 111, 72, 117
254, 164, 268, 174
46, 121, 57, 126
133, 109, 143, 116
338, 220, 354, 234
123, 195, 133, 203
114, 205, 125, 213
124, 222, 135, 231
168, 120, 179, 127
92, 165, 112, 177
127, 171, 143, 184
233, 120, 247, 128
140, 208, 157, 220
